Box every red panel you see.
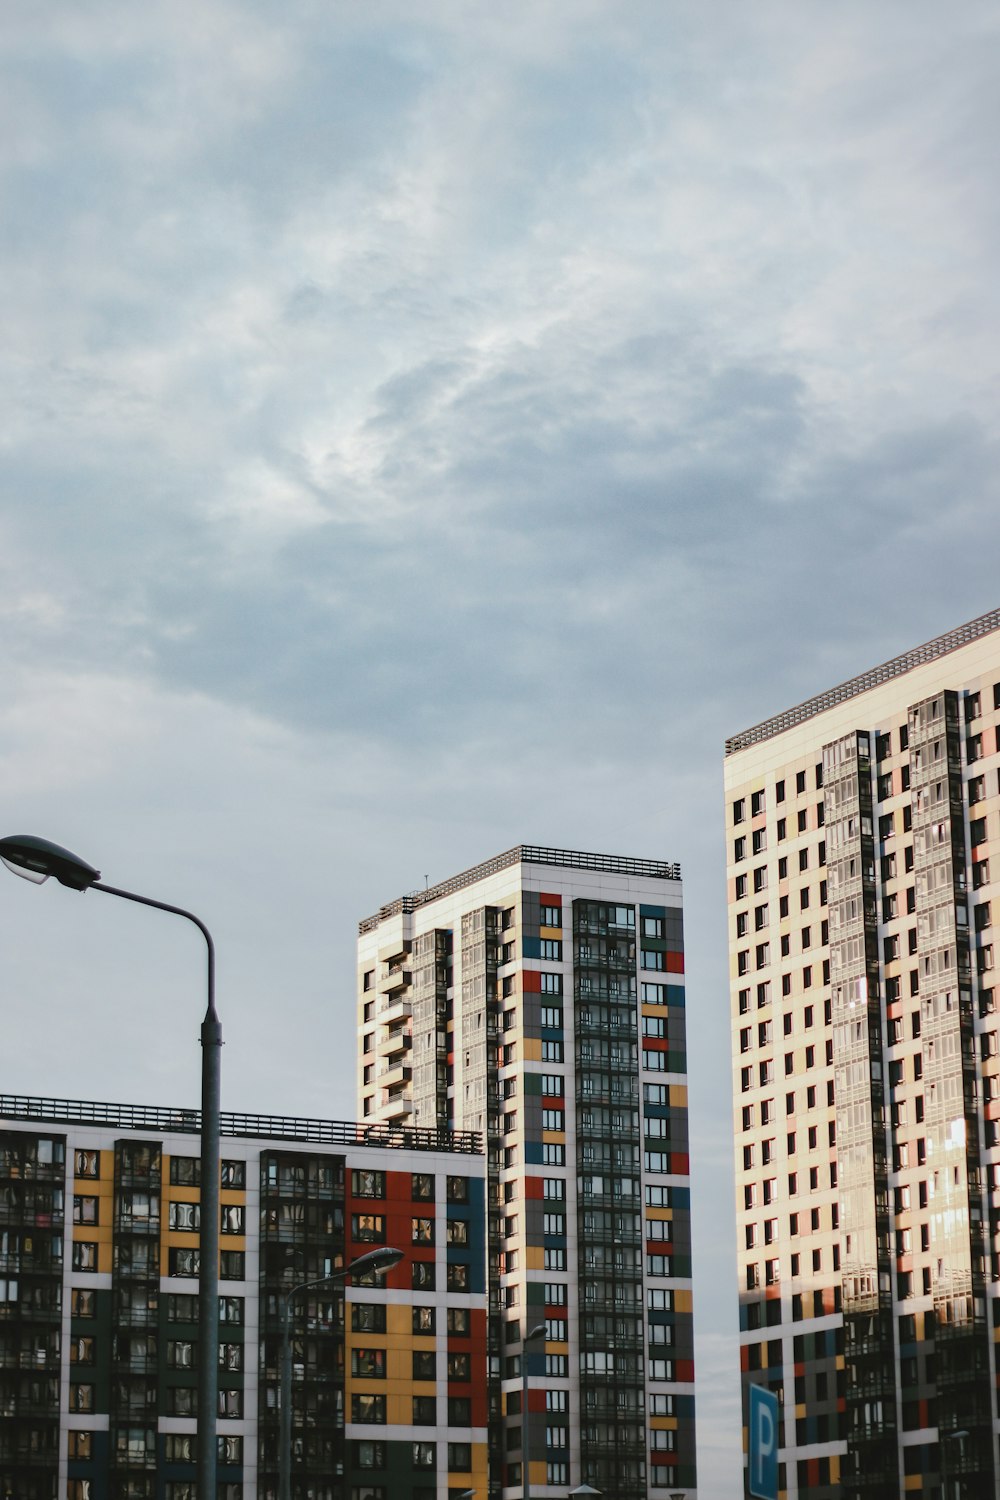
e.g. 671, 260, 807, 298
539, 893, 561, 908
522, 971, 541, 994
643, 1036, 668, 1051
672, 1152, 689, 1174
740, 1346, 750, 1371
523, 1177, 544, 1200
676, 1358, 695, 1382
665, 951, 685, 973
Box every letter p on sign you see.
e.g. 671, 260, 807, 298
748, 1383, 778, 1500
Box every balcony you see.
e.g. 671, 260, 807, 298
380, 1061, 412, 1091
378, 966, 412, 996
379, 995, 412, 1028
380, 1094, 413, 1122
378, 1027, 411, 1060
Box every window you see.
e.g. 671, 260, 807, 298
752, 828, 766, 855
353, 1170, 385, 1198
169, 1201, 200, 1232
412, 1395, 437, 1425
220, 1251, 244, 1280
448, 1396, 472, 1425
446, 1219, 469, 1246
353, 1303, 388, 1333
72, 1242, 98, 1273
170, 1156, 200, 1186
447, 1306, 470, 1335
72, 1289, 96, 1318
735, 836, 747, 863
353, 1348, 387, 1379
74, 1150, 100, 1179
220, 1159, 245, 1187
354, 1440, 386, 1469
354, 1214, 386, 1244
73, 1196, 99, 1225
540, 972, 563, 995
751, 789, 766, 817
540, 904, 561, 927
412, 1441, 436, 1469
411, 1217, 434, 1244
353, 1394, 387, 1424
539, 939, 562, 960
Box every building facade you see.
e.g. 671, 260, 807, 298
0, 1094, 486, 1500
357, 844, 697, 1500
725, 607, 1000, 1499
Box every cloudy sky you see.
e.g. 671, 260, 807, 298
3, 1, 999, 1491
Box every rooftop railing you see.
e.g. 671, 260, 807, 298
0, 1095, 481, 1156
359, 844, 681, 933
726, 606, 1000, 755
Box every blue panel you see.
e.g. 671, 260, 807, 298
640, 904, 667, 917
522, 936, 541, 958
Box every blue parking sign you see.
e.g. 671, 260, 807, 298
748, 1383, 778, 1500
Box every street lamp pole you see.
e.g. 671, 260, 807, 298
522, 1322, 547, 1500
278, 1246, 403, 1500
0, 835, 222, 1500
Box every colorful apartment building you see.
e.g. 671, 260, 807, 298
0, 1094, 486, 1500
357, 844, 697, 1500
725, 606, 1000, 1500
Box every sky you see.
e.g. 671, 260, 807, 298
2, 2, 999, 1492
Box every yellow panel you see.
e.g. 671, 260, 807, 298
649, 1416, 677, 1430
522, 1038, 542, 1061
673, 1289, 693, 1313
539, 926, 562, 940
670, 1085, 688, 1107
386, 1305, 413, 1338
645, 1207, 672, 1222
542, 1130, 565, 1143
386, 1392, 413, 1425
903, 1479, 922, 1492
525, 1246, 545, 1270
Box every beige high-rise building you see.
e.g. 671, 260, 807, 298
357, 844, 697, 1500
726, 607, 1000, 1500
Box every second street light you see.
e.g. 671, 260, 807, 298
278, 1244, 404, 1500
0, 834, 223, 1500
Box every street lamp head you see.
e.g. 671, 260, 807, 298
347, 1246, 404, 1278
0, 835, 100, 892
525, 1322, 547, 1343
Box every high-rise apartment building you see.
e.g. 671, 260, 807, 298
0, 1093, 486, 1500
725, 607, 1000, 1500
357, 844, 697, 1500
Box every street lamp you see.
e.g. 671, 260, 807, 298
522, 1321, 547, 1500
279, 1244, 404, 1500
0, 834, 223, 1500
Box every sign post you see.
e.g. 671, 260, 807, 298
748, 1383, 778, 1500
